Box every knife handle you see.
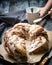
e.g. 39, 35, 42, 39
39, 57, 48, 65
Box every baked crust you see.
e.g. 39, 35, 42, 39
3, 23, 49, 60
27, 36, 49, 54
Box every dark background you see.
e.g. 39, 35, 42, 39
0, 0, 48, 15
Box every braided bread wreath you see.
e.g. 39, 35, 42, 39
2, 23, 49, 63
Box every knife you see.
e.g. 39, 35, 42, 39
33, 12, 50, 24
39, 48, 52, 65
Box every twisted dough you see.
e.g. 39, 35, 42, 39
3, 23, 49, 60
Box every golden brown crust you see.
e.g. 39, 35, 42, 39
3, 23, 49, 60
27, 36, 49, 54
29, 25, 44, 41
